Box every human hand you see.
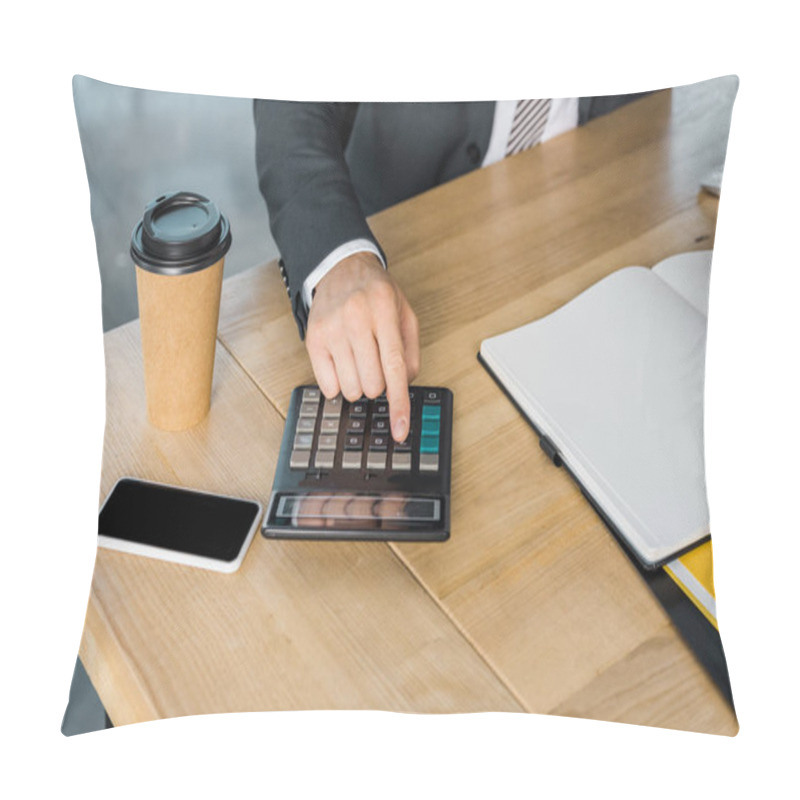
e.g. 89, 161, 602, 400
305, 252, 420, 443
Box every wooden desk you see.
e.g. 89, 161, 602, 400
80, 77, 738, 734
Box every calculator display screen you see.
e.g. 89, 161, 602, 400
274, 493, 440, 527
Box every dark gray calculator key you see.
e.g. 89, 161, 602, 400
301, 388, 321, 403
394, 438, 412, 452
346, 418, 366, 434
366, 451, 387, 471
298, 401, 319, 418
290, 449, 311, 470
371, 418, 390, 435
314, 450, 335, 470
322, 396, 343, 418
369, 434, 389, 451
349, 402, 367, 418
419, 453, 439, 472
392, 452, 411, 471
342, 451, 363, 469
296, 417, 316, 434
317, 434, 338, 450
344, 434, 364, 451
422, 389, 441, 404
320, 418, 340, 434
373, 402, 389, 417
293, 432, 313, 450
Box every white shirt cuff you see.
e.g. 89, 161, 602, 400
302, 239, 386, 309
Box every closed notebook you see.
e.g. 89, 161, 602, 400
479, 250, 713, 568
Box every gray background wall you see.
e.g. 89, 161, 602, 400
73, 76, 279, 332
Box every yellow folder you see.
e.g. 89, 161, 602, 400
664, 540, 717, 630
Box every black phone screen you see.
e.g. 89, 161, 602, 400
99, 479, 261, 562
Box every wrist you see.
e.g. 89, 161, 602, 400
302, 240, 386, 310
317, 251, 384, 293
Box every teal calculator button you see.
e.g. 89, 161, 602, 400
421, 419, 440, 436
422, 405, 441, 419
420, 436, 439, 454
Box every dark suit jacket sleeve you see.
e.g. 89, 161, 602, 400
254, 100, 384, 338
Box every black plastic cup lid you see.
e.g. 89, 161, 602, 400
130, 191, 232, 275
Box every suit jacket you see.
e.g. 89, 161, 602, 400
253, 95, 650, 337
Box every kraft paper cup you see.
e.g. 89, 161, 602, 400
130, 192, 232, 431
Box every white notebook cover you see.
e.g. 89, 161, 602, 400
480, 251, 713, 567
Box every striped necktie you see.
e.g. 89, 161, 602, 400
506, 98, 552, 156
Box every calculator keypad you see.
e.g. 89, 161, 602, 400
288, 390, 443, 475
265, 385, 451, 541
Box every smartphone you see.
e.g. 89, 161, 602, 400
98, 477, 263, 573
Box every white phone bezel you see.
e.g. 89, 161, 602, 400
97, 476, 263, 574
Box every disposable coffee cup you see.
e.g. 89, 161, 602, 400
130, 191, 232, 431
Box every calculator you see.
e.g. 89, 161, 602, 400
262, 386, 453, 541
